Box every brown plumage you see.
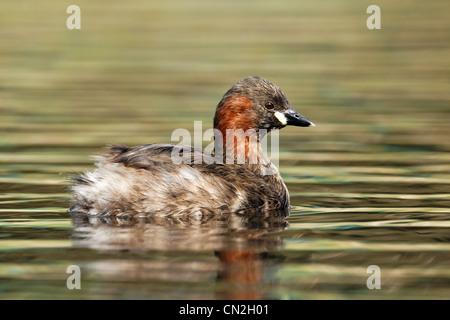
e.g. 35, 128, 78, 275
69, 76, 314, 217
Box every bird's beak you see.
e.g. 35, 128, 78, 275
275, 108, 315, 127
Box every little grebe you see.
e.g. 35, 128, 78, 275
70, 76, 314, 217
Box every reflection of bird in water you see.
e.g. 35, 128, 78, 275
216, 250, 274, 300
70, 76, 314, 217
71, 212, 288, 299
71, 212, 287, 251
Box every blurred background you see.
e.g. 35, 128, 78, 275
1, 0, 448, 152
0, 0, 449, 299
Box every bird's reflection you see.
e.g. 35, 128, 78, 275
70, 211, 288, 299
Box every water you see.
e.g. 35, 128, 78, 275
1, 0, 449, 299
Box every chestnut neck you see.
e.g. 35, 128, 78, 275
213, 96, 269, 167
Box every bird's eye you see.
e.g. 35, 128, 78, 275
265, 102, 274, 110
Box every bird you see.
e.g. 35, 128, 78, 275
69, 76, 314, 217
